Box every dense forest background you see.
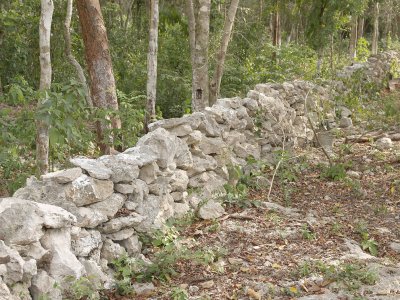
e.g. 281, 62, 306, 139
1, 0, 400, 195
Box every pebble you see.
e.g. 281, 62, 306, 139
200, 280, 214, 289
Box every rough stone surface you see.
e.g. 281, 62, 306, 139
41, 167, 82, 184
375, 137, 393, 150
70, 157, 112, 180
71, 229, 102, 257
198, 200, 225, 220
40, 228, 85, 280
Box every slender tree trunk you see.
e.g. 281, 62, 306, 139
209, 0, 239, 106
272, 1, 280, 62
187, 0, 211, 112
144, 0, 159, 130
36, 0, 54, 175
76, 0, 120, 154
349, 15, 358, 60
64, 0, 92, 108
357, 17, 364, 39
372, 2, 379, 55
330, 34, 334, 72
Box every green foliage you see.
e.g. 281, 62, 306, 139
112, 225, 226, 294
171, 287, 189, 300
355, 38, 370, 62
301, 224, 316, 240
355, 220, 378, 256
63, 276, 100, 300
295, 260, 378, 292
320, 163, 347, 181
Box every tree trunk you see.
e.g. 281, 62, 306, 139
144, 0, 159, 130
357, 17, 364, 39
76, 0, 120, 154
349, 15, 358, 60
209, 0, 239, 106
372, 2, 379, 55
64, 0, 93, 108
272, 1, 281, 62
187, 0, 211, 112
36, 0, 54, 175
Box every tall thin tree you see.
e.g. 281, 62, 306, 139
64, 0, 92, 108
36, 0, 54, 175
145, 0, 159, 130
76, 0, 121, 154
372, 2, 379, 55
209, 0, 239, 106
187, 0, 211, 112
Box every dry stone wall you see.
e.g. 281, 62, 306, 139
0, 52, 398, 299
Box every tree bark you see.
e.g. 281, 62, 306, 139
64, 0, 92, 108
372, 2, 379, 55
187, 0, 211, 112
209, 0, 239, 106
272, 1, 281, 62
76, 0, 120, 154
349, 15, 358, 60
36, 0, 54, 175
357, 17, 364, 39
144, 0, 159, 130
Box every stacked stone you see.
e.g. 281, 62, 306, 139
0, 51, 399, 299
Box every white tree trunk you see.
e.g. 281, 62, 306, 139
36, 0, 54, 175
145, 0, 159, 130
372, 2, 379, 55
64, 0, 92, 107
187, 0, 211, 112
209, 0, 239, 106
349, 15, 358, 60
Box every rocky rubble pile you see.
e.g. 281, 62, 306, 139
0, 52, 398, 299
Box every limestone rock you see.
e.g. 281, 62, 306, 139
198, 200, 225, 220
376, 137, 393, 150
0, 198, 75, 245
100, 213, 145, 234
339, 117, 353, 128
30, 270, 62, 300
119, 235, 142, 256
41, 167, 82, 184
0, 241, 25, 285
12, 242, 49, 263
125, 179, 149, 210
136, 128, 178, 168
199, 137, 225, 155
71, 229, 102, 257
98, 154, 141, 183
173, 202, 191, 218
170, 170, 189, 192
132, 282, 156, 296
87, 193, 126, 219
0, 277, 14, 300
105, 228, 135, 241
66, 175, 114, 207
122, 145, 158, 167
100, 239, 126, 261
139, 162, 159, 184
115, 183, 134, 194
135, 194, 175, 232
40, 228, 85, 280
70, 157, 112, 180
80, 259, 109, 288
75, 207, 108, 228
182, 130, 203, 145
